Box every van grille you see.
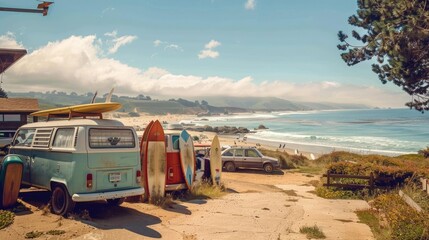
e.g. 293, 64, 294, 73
33, 128, 53, 148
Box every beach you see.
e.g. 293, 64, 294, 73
114, 108, 429, 157
115, 114, 316, 159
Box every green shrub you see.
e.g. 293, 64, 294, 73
371, 193, 429, 240
259, 148, 311, 169
299, 225, 326, 239
0, 210, 14, 230
418, 147, 429, 158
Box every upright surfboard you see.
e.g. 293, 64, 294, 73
140, 121, 154, 200
179, 130, 195, 190
210, 135, 222, 186
30, 102, 122, 117
0, 155, 23, 208
145, 120, 167, 200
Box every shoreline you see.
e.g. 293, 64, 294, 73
114, 114, 417, 158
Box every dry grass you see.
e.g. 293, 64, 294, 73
299, 225, 326, 239
150, 194, 175, 209
0, 210, 14, 230
187, 182, 227, 200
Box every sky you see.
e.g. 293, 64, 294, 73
0, 0, 411, 107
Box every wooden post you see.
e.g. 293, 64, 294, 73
326, 170, 330, 187
369, 172, 374, 194
421, 178, 427, 191
426, 179, 429, 195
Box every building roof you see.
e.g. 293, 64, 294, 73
0, 48, 27, 74
0, 98, 39, 113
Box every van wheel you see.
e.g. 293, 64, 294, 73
51, 185, 75, 216
263, 163, 274, 173
106, 198, 125, 206
224, 162, 236, 172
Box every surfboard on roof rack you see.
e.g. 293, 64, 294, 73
30, 102, 122, 120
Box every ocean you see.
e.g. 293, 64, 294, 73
186, 108, 429, 156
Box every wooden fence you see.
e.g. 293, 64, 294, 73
323, 171, 374, 192
420, 178, 429, 196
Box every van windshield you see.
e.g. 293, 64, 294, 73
89, 128, 135, 148
14, 129, 36, 147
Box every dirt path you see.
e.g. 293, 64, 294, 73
0, 171, 374, 240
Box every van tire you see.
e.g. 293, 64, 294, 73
106, 198, 125, 206
51, 184, 75, 216
224, 162, 236, 172
263, 163, 274, 173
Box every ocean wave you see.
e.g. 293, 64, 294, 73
249, 130, 423, 153
193, 113, 278, 122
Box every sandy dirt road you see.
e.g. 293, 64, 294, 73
0, 170, 373, 240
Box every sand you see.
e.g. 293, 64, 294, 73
0, 171, 373, 240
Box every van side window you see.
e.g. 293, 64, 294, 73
89, 128, 135, 148
33, 128, 54, 148
172, 135, 180, 150
52, 128, 75, 148
14, 129, 36, 147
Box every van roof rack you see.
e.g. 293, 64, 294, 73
46, 111, 103, 121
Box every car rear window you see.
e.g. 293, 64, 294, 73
89, 128, 135, 148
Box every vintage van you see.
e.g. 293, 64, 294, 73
164, 132, 187, 191
9, 118, 144, 215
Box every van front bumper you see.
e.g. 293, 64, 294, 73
72, 188, 145, 202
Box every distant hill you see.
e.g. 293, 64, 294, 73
8, 91, 369, 115
193, 96, 369, 111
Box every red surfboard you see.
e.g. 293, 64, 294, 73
145, 120, 167, 200
140, 120, 154, 200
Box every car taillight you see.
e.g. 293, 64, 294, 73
136, 170, 141, 183
86, 173, 93, 188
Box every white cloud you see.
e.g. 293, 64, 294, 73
198, 49, 219, 59
205, 40, 221, 49
245, 0, 256, 10
0, 32, 25, 49
199, 40, 221, 59
164, 44, 183, 52
104, 30, 117, 38
109, 35, 137, 54
153, 40, 183, 52
101, 7, 115, 15
1, 34, 409, 108
104, 31, 137, 54
153, 40, 162, 47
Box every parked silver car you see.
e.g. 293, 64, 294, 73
0, 130, 16, 153
221, 147, 280, 173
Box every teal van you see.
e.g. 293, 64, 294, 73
9, 119, 144, 215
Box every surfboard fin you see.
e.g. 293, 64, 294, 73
106, 88, 115, 103
91, 91, 98, 103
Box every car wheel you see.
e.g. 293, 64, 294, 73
106, 198, 125, 206
263, 163, 274, 173
51, 185, 75, 216
224, 162, 236, 172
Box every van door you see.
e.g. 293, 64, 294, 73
9, 128, 36, 185
87, 128, 139, 191
30, 128, 54, 187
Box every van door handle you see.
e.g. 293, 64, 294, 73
168, 167, 173, 179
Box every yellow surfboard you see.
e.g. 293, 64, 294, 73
30, 102, 122, 117
210, 135, 222, 186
